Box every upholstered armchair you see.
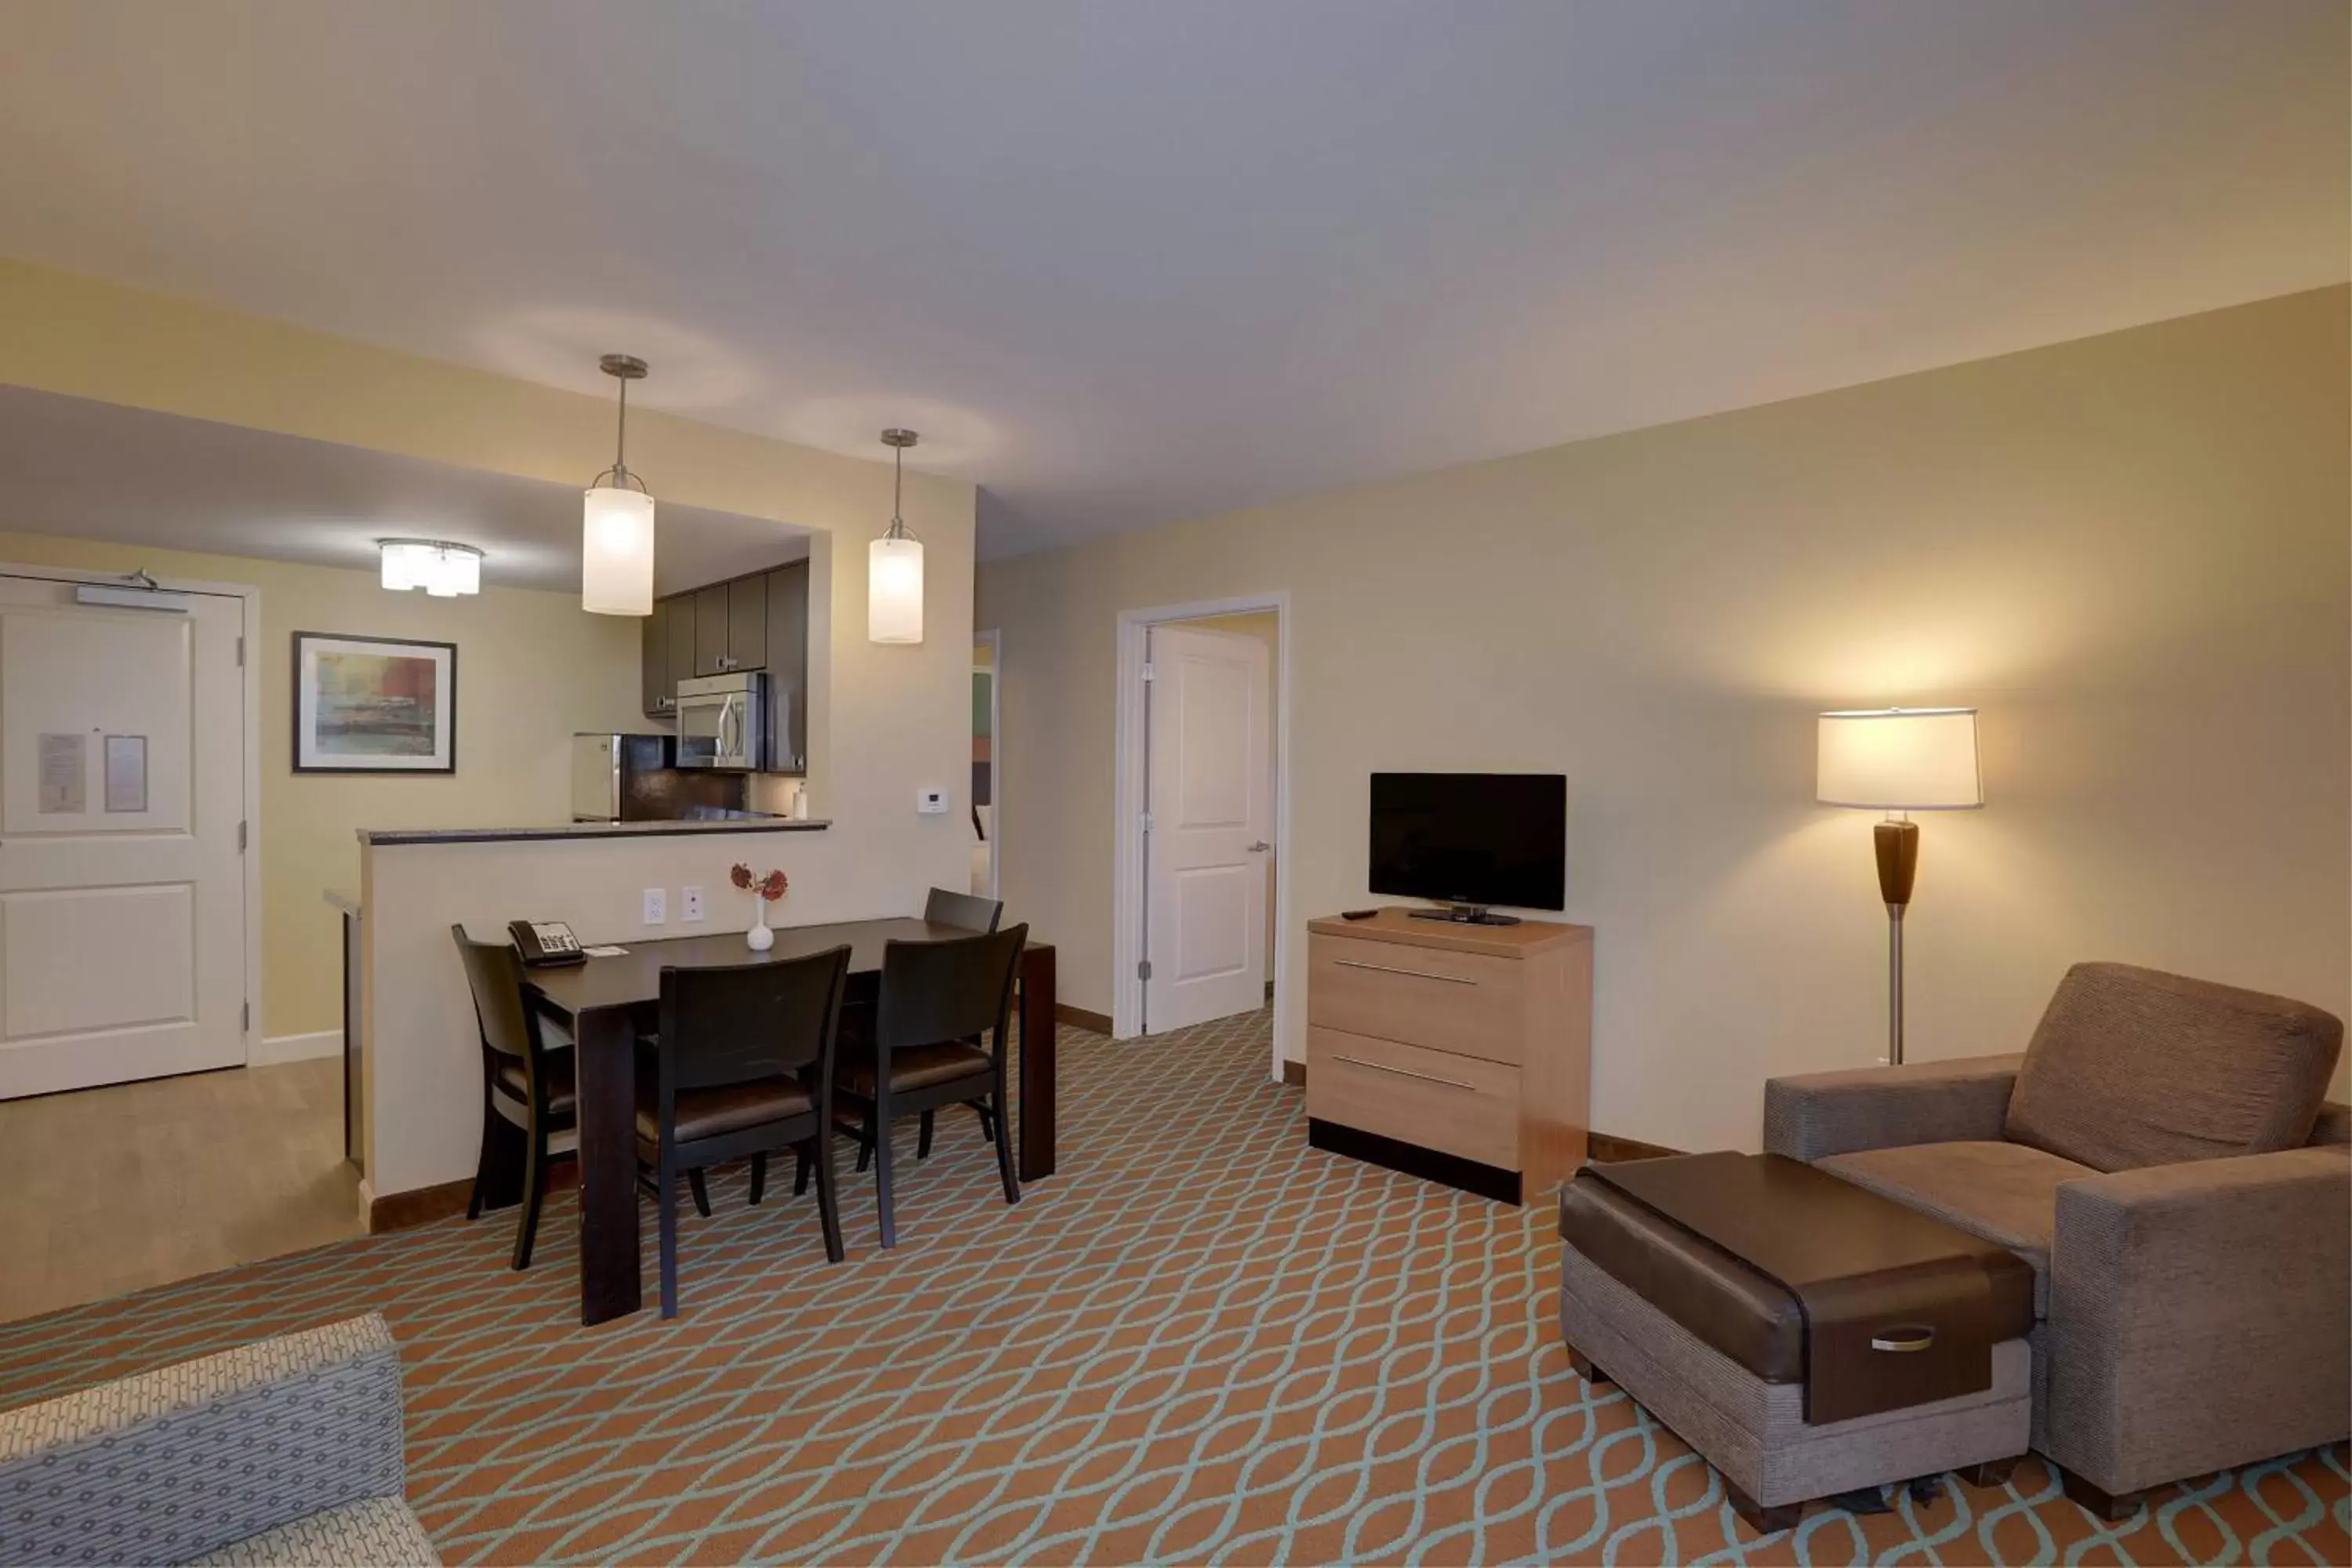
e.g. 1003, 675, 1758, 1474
1763, 962, 2350, 1519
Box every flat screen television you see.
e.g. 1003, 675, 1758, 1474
1369, 771, 1566, 925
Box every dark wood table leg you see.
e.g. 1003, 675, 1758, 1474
575, 1004, 641, 1326
1018, 943, 1056, 1181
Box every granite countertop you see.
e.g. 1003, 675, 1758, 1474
358, 818, 832, 848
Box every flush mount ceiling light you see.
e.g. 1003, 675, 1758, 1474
583, 353, 655, 616
377, 539, 484, 597
869, 427, 924, 644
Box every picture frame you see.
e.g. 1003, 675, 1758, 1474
291, 632, 457, 774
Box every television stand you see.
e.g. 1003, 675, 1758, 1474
1408, 904, 1522, 927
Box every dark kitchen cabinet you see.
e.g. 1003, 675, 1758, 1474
692, 583, 731, 676
640, 597, 672, 717
637, 559, 808, 768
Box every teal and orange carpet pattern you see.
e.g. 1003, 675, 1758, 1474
1, 1009, 2344, 1564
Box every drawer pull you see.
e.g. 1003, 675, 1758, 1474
1870, 1326, 1936, 1353
1332, 959, 1475, 985
1331, 1053, 1475, 1091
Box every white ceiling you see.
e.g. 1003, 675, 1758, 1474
0, 2, 2343, 559
0, 387, 808, 596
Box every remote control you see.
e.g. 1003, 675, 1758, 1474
1341, 908, 1378, 920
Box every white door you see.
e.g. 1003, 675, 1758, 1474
1144, 623, 1271, 1032
0, 575, 248, 1098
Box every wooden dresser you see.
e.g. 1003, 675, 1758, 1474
1305, 908, 1592, 1204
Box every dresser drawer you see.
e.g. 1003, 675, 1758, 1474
1308, 933, 1523, 1062
1305, 1027, 1521, 1171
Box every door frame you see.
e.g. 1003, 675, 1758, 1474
974, 627, 1001, 902
1111, 591, 1292, 1081
0, 563, 262, 1062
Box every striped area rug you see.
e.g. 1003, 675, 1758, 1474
0, 1009, 2343, 1565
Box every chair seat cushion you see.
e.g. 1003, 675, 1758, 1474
1815, 1140, 2098, 1316
494, 1053, 575, 1119
634, 1072, 814, 1143
840, 1041, 992, 1096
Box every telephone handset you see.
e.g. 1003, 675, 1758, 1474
509, 919, 587, 967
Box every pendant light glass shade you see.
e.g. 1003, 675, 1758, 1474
582, 486, 655, 615
868, 427, 924, 643
869, 533, 924, 643
583, 353, 655, 616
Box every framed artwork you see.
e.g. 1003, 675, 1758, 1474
292, 632, 457, 774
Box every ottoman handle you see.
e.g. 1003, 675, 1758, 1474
1870, 1325, 1936, 1353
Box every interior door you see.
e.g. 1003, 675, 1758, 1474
0, 575, 247, 1098
1144, 623, 1271, 1033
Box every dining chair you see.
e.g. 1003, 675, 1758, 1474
637, 944, 852, 1317
924, 886, 1004, 933
829, 924, 1027, 1247
452, 925, 575, 1270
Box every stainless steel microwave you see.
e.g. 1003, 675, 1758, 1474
675, 671, 768, 770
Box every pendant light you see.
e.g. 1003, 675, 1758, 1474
869, 427, 924, 644
378, 539, 484, 597
582, 354, 655, 616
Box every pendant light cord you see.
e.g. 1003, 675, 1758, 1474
884, 434, 917, 542
615, 375, 629, 478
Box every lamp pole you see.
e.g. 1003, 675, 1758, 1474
1875, 815, 1919, 1065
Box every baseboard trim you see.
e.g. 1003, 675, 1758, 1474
1588, 1131, 1682, 1163
366, 1162, 583, 1234
1054, 1002, 1112, 1035
252, 1029, 342, 1066
1280, 1058, 1305, 1087
1308, 1116, 1523, 1204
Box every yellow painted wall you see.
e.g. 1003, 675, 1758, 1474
981, 288, 2352, 1146
0, 531, 641, 1040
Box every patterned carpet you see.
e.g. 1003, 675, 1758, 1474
0, 1009, 2343, 1566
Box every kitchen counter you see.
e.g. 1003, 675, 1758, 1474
357, 818, 831, 848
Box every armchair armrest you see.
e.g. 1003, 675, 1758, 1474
1762, 1053, 2023, 1161
2046, 1145, 2352, 1495
0, 1314, 408, 1566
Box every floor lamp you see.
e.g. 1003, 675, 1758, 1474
1817, 707, 1982, 1065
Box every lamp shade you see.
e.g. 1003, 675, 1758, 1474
869, 534, 924, 643
581, 486, 655, 616
1817, 707, 1982, 809
379, 539, 482, 597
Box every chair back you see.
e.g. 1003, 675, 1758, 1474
452, 923, 540, 1064
657, 945, 852, 1094
876, 924, 1027, 1054
924, 885, 1004, 933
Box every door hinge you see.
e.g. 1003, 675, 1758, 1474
1138, 959, 1152, 981
238, 820, 248, 852
236, 635, 245, 667
241, 1000, 251, 1033
1139, 811, 1153, 834
1141, 662, 1156, 682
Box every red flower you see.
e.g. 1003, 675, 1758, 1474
760, 869, 789, 902
730, 863, 753, 891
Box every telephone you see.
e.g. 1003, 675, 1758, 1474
509, 919, 587, 967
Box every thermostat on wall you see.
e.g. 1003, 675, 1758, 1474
918, 788, 949, 815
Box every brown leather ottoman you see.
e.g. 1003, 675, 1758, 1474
1557, 1152, 2034, 1533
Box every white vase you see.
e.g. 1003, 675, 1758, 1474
746, 905, 775, 951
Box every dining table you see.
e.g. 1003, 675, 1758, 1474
519, 917, 1058, 1326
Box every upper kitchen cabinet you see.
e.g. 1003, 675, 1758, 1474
692, 583, 731, 676
764, 561, 808, 774
727, 575, 768, 672
638, 561, 809, 772
640, 597, 675, 717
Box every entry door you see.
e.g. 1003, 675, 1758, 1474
0, 575, 247, 1098
1144, 624, 1271, 1032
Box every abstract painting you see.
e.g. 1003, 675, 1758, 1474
292, 632, 456, 773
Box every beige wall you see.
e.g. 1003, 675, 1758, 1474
980, 288, 2352, 1150
0, 531, 641, 1041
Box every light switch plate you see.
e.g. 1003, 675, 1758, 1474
918, 788, 949, 815
643, 887, 667, 925
681, 885, 705, 922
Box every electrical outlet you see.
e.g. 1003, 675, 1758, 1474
643, 887, 667, 925
918, 787, 949, 815
681, 884, 705, 922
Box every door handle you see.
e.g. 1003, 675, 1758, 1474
1331, 959, 1475, 985
1870, 1326, 1936, 1353
1247, 840, 1271, 852
1330, 1053, 1475, 1091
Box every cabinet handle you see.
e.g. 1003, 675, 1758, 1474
1331, 959, 1475, 985
1330, 1053, 1475, 1091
